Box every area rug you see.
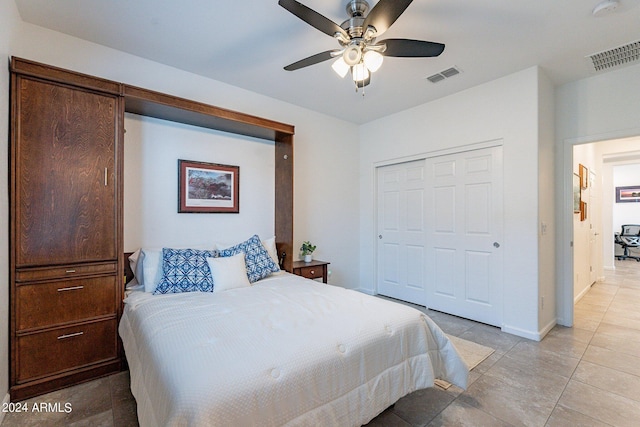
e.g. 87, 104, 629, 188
434, 335, 494, 390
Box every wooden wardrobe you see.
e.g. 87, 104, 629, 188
9, 58, 124, 400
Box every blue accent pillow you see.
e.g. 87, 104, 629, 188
219, 235, 280, 283
154, 248, 219, 294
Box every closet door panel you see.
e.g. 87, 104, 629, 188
15, 77, 117, 267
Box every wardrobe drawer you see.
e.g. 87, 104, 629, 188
16, 276, 117, 331
15, 262, 117, 283
16, 318, 117, 383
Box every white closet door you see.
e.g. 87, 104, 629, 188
376, 160, 427, 305
426, 146, 504, 326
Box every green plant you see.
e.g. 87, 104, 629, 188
300, 241, 316, 256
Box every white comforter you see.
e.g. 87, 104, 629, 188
119, 273, 468, 427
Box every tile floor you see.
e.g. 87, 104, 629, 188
2, 260, 639, 427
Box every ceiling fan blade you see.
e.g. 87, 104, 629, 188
382, 39, 445, 57
278, 0, 349, 39
284, 50, 338, 71
362, 0, 413, 36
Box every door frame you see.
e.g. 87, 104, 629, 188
373, 139, 504, 298
558, 128, 640, 327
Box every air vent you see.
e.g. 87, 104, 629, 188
426, 66, 461, 83
427, 74, 446, 83
587, 40, 640, 72
441, 67, 460, 78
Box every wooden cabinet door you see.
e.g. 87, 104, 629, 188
14, 77, 118, 267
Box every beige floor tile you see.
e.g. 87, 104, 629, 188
545, 405, 612, 427
582, 345, 640, 377
457, 375, 558, 427
558, 380, 640, 427
572, 360, 640, 403
590, 331, 640, 358
427, 400, 512, 427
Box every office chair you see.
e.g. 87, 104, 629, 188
615, 224, 640, 262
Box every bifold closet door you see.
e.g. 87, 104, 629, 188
376, 159, 427, 305
426, 145, 504, 327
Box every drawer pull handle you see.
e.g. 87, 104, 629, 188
57, 285, 84, 292
65, 269, 76, 274
57, 332, 84, 340
310, 270, 315, 275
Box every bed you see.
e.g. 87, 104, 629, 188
119, 240, 469, 426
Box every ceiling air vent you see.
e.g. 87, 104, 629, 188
587, 40, 640, 72
426, 66, 461, 83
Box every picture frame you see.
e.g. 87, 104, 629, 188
573, 173, 581, 213
615, 185, 640, 203
580, 201, 587, 221
579, 164, 588, 189
178, 159, 239, 213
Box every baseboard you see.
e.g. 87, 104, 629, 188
501, 324, 546, 342
574, 284, 591, 304
0, 392, 10, 424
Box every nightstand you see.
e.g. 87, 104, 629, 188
292, 260, 330, 283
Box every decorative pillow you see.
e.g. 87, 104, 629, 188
262, 236, 281, 267
153, 248, 219, 294
136, 248, 164, 293
219, 235, 280, 283
207, 253, 251, 293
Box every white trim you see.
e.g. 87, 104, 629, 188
372, 138, 504, 168
500, 324, 543, 341
558, 127, 640, 328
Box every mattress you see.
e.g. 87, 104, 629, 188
119, 273, 468, 426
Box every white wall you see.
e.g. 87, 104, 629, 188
537, 70, 556, 334
124, 114, 276, 250
572, 143, 599, 301
556, 62, 640, 326
0, 0, 22, 412
359, 67, 547, 340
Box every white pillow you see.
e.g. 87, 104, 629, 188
262, 236, 280, 267
207, 253, 251, 292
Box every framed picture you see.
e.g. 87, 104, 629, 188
580, 201, 587, 221
178, 159, 239, 213
573, 173, 581, 213
579, 164, 588, 189
615, 185, 640, 203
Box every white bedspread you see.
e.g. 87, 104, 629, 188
119, 273, 468, 427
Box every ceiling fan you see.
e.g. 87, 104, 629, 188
278, 0, 445, 90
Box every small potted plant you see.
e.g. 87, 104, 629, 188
300, 241, 316, 262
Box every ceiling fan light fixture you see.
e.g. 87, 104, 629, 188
343, 45, 362, 66
351, 62, 369, 82
332, 57, 350, 78
363, 50, 383, 72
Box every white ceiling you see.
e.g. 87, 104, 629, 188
13, 0, 640, 124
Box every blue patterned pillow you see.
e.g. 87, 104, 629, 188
154, 248, 219, 294
219, 235, 280, 283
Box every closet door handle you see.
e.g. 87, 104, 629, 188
104, 168, 108, 186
